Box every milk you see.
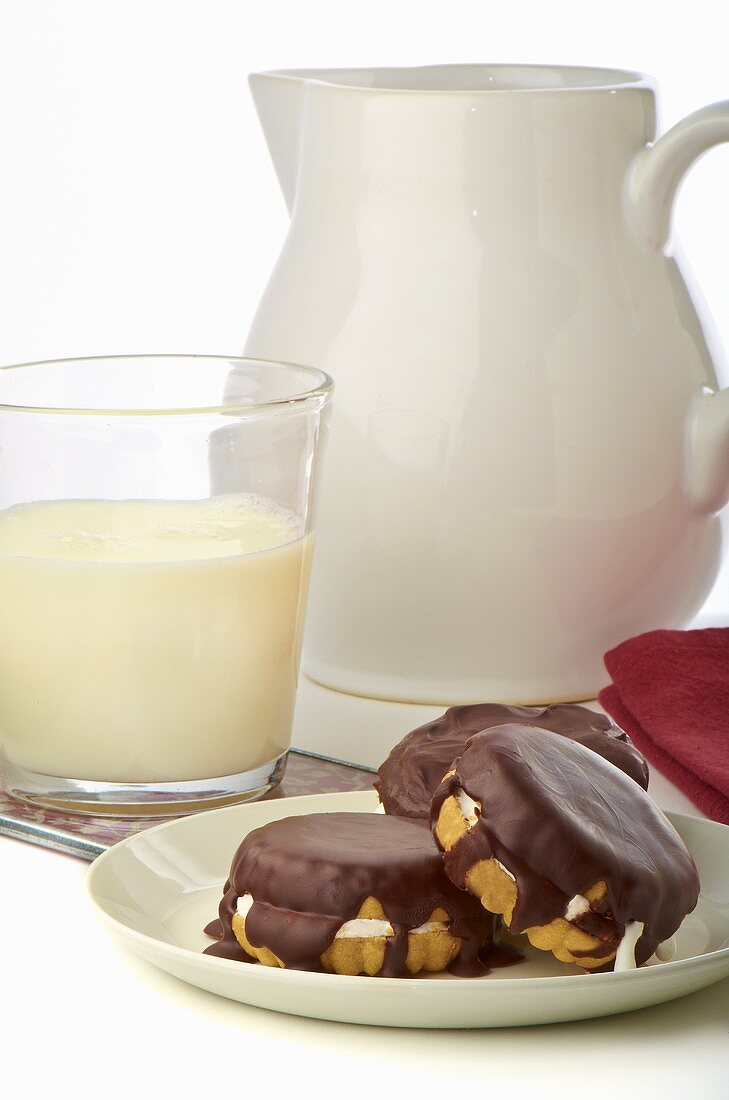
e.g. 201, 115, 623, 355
0, 495, 311, 782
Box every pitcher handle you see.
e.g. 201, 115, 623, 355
626, 101, 729, 250
628, 101, 729, 513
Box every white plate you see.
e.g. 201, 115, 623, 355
86, 790, 729, 1029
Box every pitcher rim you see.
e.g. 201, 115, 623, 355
250, 63, 654, 95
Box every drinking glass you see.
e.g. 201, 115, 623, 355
0, 355, 331, 815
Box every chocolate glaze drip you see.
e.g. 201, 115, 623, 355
479, 938, 525, 970
430, 725, 700, 966
203, 912, 249, 962
376, 702, 649, 819
204, 812, 496, 976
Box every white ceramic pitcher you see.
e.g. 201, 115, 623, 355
245, 64, 729, 704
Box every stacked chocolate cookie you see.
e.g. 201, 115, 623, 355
205, 704, 700, 977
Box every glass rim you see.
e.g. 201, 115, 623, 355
0, 353, 334, 417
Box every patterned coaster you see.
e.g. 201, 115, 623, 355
0, 750, 376, 861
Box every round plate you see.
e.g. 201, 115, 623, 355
85, 790, 729, 1028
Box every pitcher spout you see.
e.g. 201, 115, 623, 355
249, 71, 306, 213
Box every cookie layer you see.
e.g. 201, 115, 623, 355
431, 725, 699, 969
376, 702, 649, 818
231, 896, 462, 976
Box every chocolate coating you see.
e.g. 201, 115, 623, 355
376, 702, 649, 818
204, 812, 496, 976
431, 725, 700, 966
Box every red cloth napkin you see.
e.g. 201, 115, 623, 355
599, 627, 729, 825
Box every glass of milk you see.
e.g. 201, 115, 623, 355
0, 355, 332, 815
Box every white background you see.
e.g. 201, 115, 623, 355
1, 0, 728, 612
1, 2, 728, 1097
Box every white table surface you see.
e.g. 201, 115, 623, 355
3, 680, 729, 1099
